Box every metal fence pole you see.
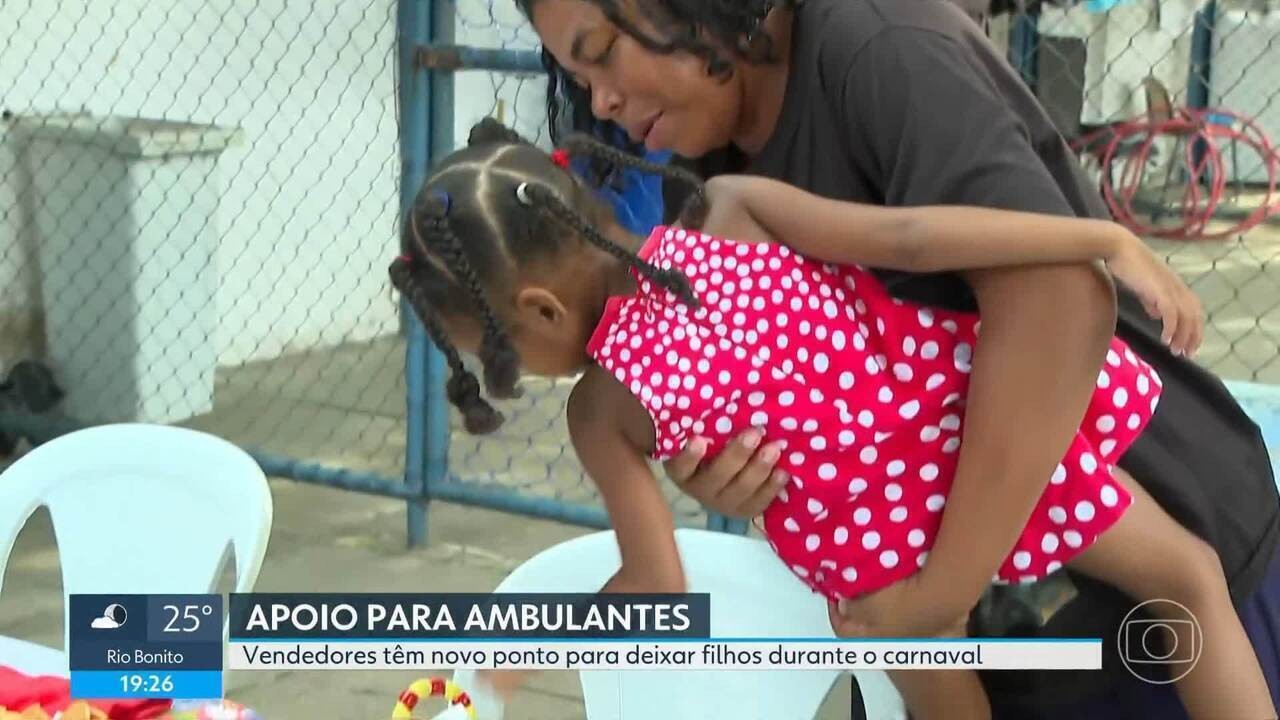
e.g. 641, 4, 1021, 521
399, 0, 449, 548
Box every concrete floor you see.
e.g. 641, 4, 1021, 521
1, 222, 1278, 718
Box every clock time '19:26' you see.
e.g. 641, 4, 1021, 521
121, 674, 173, 693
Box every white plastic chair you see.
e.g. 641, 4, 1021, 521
452, 528, 907, 720
0, 423, 273, 674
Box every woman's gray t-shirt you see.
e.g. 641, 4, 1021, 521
747, 0, 1278, 711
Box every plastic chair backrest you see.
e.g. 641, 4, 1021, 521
0, 423, 272, 664
454, 528, 906, 720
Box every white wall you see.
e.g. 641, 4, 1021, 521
0, 0, 407, 368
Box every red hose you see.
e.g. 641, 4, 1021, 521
1071, 107, 1280, 240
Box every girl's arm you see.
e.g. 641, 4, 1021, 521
567, 365, 686, 594
702, 174, 1201, 355
480, 366, 684, 706
705, 174, 1129, 273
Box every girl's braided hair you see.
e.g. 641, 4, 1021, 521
388, 117, 705, 434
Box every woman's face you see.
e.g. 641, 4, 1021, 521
529, 0, 744, 157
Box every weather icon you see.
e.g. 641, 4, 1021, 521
92, 604, 128, 629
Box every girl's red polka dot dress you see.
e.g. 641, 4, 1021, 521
585, 226, 1163, 602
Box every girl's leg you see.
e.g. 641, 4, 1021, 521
886, 620, 991, 720
1067, 467, 1276, 720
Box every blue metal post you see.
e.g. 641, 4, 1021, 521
1008, 9, 1041, 90
399, 0, 448, 548
1186, 0, 1217, 182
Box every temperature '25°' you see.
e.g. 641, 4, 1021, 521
163, 603, 214, 633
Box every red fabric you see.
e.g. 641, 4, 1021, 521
0, 667, 172, 719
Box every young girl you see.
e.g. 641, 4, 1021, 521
391, 118, 1273, 720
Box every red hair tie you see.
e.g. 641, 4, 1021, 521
550, 149, 571, 169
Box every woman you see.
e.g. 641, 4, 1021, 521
519, 0, 1280, 717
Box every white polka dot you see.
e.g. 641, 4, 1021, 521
921, 426, 941, 442
940, 414, 961, 431
1107, 350, 1122, 367
920, 463, 940, 481
835, 431, 854, 448
789, 452, 806, 466
926, 495, 946, 511
862, 531, 881, 550
854, 507, 872, 525
842, 567, 857, 582
885, 458, 907, 477
783, 517, 800, 533
918, 309, 935, 327
1075, 500, 1096, 522
943, 437, 961, 453
1097, 370, 1111, 389
829, 528, 850, 548
898, 400, 921, 420
1064, 530, 1083, 548
1049, 506, 1067, 524
860, 447, 878, 464
893, 363, 914, 382
885, 482, 904, 501
878, 387, 894, 403
858, 410, 874, 428
848, 478, 867, 494
811, 436, 827, 451
908, 529, 927, 547
718, 370, 731, 384
805, 534, 820, 552
920, 341, 940, 360
715, 417, 732, 434
852, 333, 866, 351
880, 550, 900, 568
864, 357, 879, 374
1051, 464, 1067, 484
814, 353, 830, 373
803, 419, 819, 432
942, 320, 958, 333
1013, 551, 1032, 570
1137, 374, 1150, 396
751, 411, 769, 427
890, 506, 908, 523
1128, 413, 1142, 430
779, 391, 795, 406
1100, 485, 1119, 507
874, 431, 893, 443
791, 565, 809, 577
1080, 453, 1098, 474
917, 552, 929, 568
926, 373, 946, 391
1113, 388, 1129, 408
1047, 561, 1063, 573
903, 337, 918, 356
781, 417, 798, 430
810, 389, 825, 403
1096, 415, 1116, 433
1042, 532, 1060, 553
954, 343, 973, 371
1100, 439, 1117, 457
817, 463, 838, 480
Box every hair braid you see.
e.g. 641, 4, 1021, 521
559, 132, 711, 228
412, 199, 523, 401
468, 116, 533, 147
517, 182, 700, 309
389, 257, 504, 435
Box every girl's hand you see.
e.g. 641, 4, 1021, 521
1106, 230, 1204, 356
826, 574, 971, 640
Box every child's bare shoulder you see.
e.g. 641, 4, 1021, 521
568, 365, 657, 454
695, 176, 776, 246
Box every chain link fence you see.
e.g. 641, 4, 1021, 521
1, 0, 1276, 545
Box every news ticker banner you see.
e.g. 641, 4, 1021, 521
69, 593, 1101, 700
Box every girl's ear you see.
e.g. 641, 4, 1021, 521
514, 286, 569, 327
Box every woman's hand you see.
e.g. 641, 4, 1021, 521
662, 431, 789, 519
826, 573, 971, 640
1106, 229, 1204, 356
